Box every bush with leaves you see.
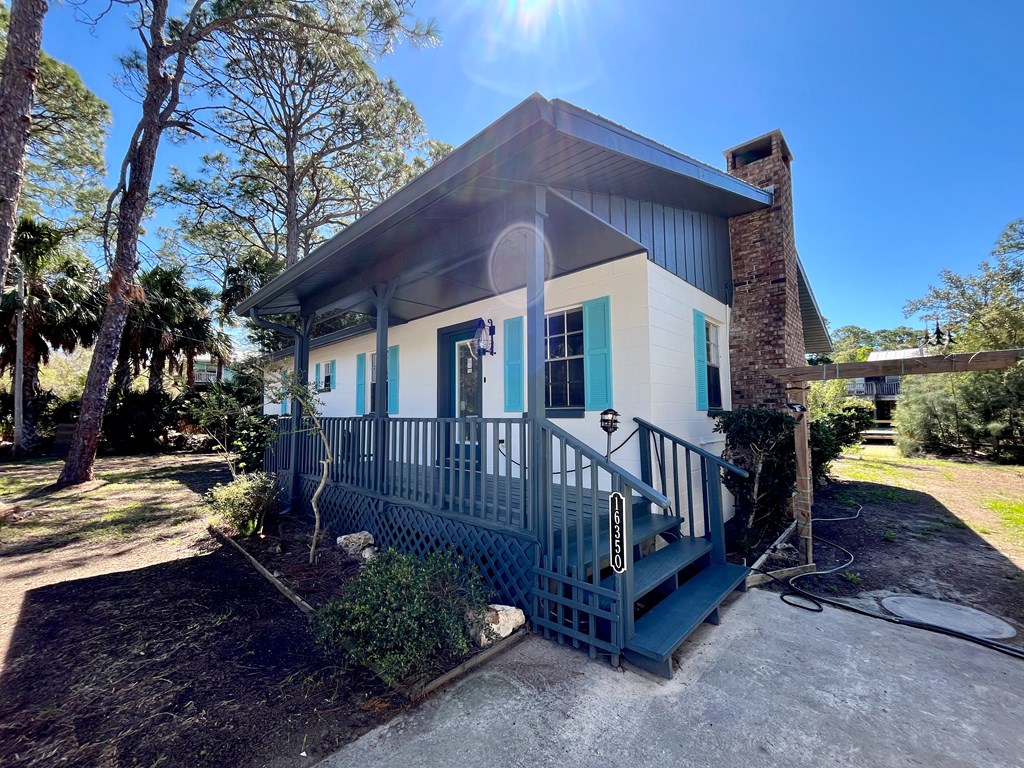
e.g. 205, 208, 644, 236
102, 389, 178, 452
715, 407, 796, 556
206, 471, 280, 536
809, 403, 874, 485
314, 550, 492, 685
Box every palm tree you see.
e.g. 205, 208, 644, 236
0, 218, 103, 449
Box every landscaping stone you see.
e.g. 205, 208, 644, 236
337, 531, 374, 557
360, 547, 378, 562
477, 604, 525, 647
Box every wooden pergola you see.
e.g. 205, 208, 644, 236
770, 348, 1024, 566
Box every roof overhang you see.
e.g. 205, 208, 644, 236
237, 93, 772, 321
796, 257, 832, 354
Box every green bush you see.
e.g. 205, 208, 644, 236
103, 389, 178, 451
314, 550, 492, 685
809, 403, 874, 485
714, 407, 796, 556
206, 471, 280, 536
180, 378, 277, 474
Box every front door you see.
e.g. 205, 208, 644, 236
438, 323, 483, 472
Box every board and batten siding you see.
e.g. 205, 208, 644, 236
551, 187, 731, 303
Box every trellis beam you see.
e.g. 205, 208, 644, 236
769, 349, 1024, 383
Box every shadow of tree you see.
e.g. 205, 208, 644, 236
0, 545, 389, 768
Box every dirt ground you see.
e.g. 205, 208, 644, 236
0, 455, 396, 767
787, 446, 1024, 644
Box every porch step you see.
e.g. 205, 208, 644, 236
552, 512, 681, 570
600, 537, 712, 601
623, 562, 748, 678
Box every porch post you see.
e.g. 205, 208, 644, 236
372, 283, 395, 493
788, 382, 813, 565
290, 313, 315, 509
527, 187, 548, 536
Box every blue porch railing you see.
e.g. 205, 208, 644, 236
263, 413, 744, 663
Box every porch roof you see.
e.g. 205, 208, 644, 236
237, 93, 773, 321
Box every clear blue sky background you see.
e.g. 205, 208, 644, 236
41, 0, 1024, 334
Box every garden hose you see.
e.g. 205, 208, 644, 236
752, 505, 1024, 662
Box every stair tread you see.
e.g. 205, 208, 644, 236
600, 537, 712, 598
551, 512, 681, 569
626, 562, 749, 661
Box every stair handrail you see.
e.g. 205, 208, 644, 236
538, 418, 671, 509
633, 417, 748, 479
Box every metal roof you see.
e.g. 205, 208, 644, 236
237, 93, 773, 320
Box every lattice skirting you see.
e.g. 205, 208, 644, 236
295, 475, 537, 611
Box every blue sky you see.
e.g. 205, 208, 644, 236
42, 0, 1024, 334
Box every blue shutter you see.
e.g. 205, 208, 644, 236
314, 362, 321, 390
694, 309, 708, 411
387, 345, 400, 414
280, 398, 288, 416
504, 316, 525, 413
355, 353, 366, 414
329, 360, 336, 391
583, 296, 613, 411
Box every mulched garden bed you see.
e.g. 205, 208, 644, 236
0, 539, 399, 768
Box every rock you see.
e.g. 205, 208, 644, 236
360, 546, 378, 562
767, 542, 799, 563
337, 531, 374, 557
475, 604, 526, 647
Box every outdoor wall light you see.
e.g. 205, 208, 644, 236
474, 318, 496, 357
600, 408, 620, 460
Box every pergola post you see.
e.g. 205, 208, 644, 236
527, 187, 548, 536
788, 383, 813, 565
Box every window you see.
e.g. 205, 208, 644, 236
706, 320, 722, 410
546, 307, 585, 410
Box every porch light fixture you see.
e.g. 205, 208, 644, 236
474, 318, 496, 357
600, 408, 620, 460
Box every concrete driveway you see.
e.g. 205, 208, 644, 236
317, 589, 1024, 768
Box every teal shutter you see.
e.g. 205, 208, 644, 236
314, 362, 321, 390
503, 316, 525, 413
694, 309, 708, 411
387, 345, 400, 414
280, 398, 287, 416
355, 353, 366, 414
329, 360, 336, 391
583, 296, 613, 411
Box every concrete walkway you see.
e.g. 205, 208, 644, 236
317, 589, 1024, 768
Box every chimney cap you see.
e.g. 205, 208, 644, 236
724, 130, 792, 167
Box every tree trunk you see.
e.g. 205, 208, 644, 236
112, 349, 134, 398
185, 352, 195, 389
59, 9, 174, 485
284, 144, 300, 267
0, 0, 46, 291
19, 336, 40, 453
148, 349, 166, 394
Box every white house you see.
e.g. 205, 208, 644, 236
240, 95, 830, 677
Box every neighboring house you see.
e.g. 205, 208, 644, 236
192, 355, 234, 387
241, 95, 830, 677
847, 348, 925, 438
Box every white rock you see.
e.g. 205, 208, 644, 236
476, 604, 526, 647
360, 546, 378, 562
337, 531, 374, 557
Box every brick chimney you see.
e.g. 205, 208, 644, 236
723, 131, 806, 408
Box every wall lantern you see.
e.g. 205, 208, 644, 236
600, 408, 620, 459
474, 318, 496, 357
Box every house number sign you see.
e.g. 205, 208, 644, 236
609, 491, 627, 574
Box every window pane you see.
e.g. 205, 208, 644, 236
568, 380, 585, 407
567, 331, 584, 357
566, 309, 583, 333
549, 312, 565, 335
568, 358, 585, 384
707, 365, 722, 409
549, 382, 568, 408
550, 359, 568, 386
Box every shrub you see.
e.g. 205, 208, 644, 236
809, 403, 874, 485
714, 407, 796, 556
180, 379, 276, 475
314, 550, 492, 685
206, 471, 280, 536
103, 390, 178, 451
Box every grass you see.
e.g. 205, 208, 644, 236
986, 498, 1024, 540
840, 571, 862, 585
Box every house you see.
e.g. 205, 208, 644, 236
239, 95, 831, 677
191, 354, 234, 387
847, 348, 925, 440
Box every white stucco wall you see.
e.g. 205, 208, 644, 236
266, 252, 734, 492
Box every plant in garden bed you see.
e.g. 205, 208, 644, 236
207, 471, 280, 536
314, 549, 492, 686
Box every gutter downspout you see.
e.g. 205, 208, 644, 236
249, 309, 312, 511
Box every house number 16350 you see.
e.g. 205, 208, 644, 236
609, 492, 627, 574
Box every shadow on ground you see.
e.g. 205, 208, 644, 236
802, 479, 1024, 644
0, 545, 392, 768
